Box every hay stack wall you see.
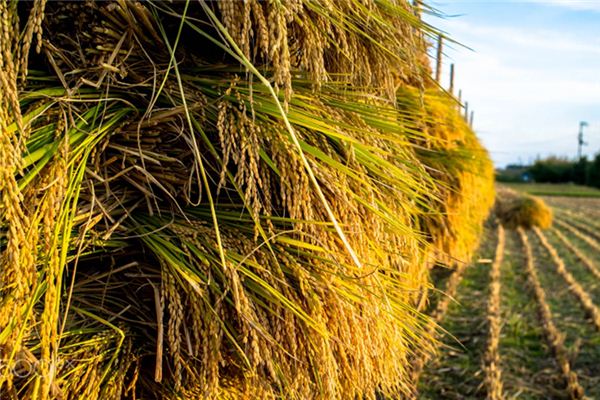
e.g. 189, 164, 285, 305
404, 87, 496, 265
0, 1, 494, 399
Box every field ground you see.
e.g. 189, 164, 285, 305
503, 182, 600, 197
419, 195, 600, 399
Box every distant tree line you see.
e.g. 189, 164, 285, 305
496, 154, 600, 188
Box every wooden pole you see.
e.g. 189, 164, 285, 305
469, 111, 474, 128
464, 101, 469, 122
458, 89, 462, 103
449, 63, 455, 95
435, 35, 443, 83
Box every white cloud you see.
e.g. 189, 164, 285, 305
440, 19, 600, 56
428, 15, 600, 166
432, 1, 600, 13
530, 0, 600, 12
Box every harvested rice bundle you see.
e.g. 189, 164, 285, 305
399, 87, 495, 266
0, 1, 494, 399
495, 187, 553, 229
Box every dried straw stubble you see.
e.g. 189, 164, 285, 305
483, 223, 505, 400
518, 228, 585, 399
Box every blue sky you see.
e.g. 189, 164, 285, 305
425, 1, 600, 167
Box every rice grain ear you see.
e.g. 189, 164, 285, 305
38, 116, 69, 399
0, 1, 45, 391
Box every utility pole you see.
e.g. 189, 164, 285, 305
578, 121, 589, 159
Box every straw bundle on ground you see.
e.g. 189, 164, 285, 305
495, 187, 552, 229
0, 1, 494, 399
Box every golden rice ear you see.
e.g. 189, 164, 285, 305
214, 0, 432, 102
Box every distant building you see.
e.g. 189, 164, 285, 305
496, 165, 531, 182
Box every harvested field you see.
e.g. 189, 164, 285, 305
420, 195, 600, 399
